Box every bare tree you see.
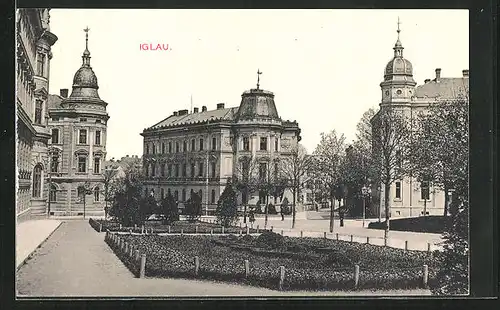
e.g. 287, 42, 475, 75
371, 106, 412, 244
102, 168, 118, 220
233, 155, 260, 223
312, 130, 347, 232
355, 107, 377, 152
280, 143, 312, 228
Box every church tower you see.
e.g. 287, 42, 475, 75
380, 18, 416, 108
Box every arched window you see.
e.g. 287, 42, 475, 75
94, 186, 100, 201
49, 184, 57, 202
190, 188, 194, 199
32, 164, 42, 198
174, 190, 179, 201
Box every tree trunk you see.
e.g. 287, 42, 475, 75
329, 195, 334, 233
264, 193, 268, 228
383, 181, 390, 244
443, 184, 449, 217
292, 187, 296, 228
243, 203, 247, 223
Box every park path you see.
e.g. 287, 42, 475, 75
16, 220, 430, 297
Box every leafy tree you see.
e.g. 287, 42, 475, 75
109, 167, 147, 226
160, 193, 179, 224
312, 130, 347, 232
102, 168, 118, 220
280, 143, 312, 228
184, 192, 202, 222
215, 178, 239, 227
281, 197, 291, 215
371, 106, 412, 244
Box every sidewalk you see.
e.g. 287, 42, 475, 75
16, 219, 62, 268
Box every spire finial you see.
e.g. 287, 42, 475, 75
82, 26, 91, 65
397, 17, 401, 39
84, 26, 90, 49
257, 69, 262, 89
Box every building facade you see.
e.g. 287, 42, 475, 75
372, 24, 469, 218
16, 9, 58, 221
46, 29, 110, 217
141, 85, 301, 214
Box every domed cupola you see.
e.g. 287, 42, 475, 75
69, 26, 101, 99
236, 70, 280, 122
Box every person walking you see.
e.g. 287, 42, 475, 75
280, 205, 285, 221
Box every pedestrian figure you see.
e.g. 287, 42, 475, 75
280, 205, 284, 221
249, 208, 255, 227
339, 206, 345, 227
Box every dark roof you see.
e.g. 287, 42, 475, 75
415, 77, 469, 99
149, 107, 239, 130
47, 94, 63, 109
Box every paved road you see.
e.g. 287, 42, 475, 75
16, 220, 431, 297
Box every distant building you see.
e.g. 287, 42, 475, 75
46, 28, 110, 217
141, 82, 301, 214
371, 23, 469, 218
16, 9, 58, 221
103, 155, 142, 179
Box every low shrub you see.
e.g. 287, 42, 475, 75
256, 231, 285, 249
367, 216, 446, 234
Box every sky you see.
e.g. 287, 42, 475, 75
48, 9, 469, 159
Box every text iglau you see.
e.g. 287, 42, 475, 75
140, 43, 170, 51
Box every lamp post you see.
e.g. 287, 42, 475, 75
47, 148, 60, 218
361, 180, 372, 228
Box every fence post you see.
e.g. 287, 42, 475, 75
366, 236, 370, 244
222, 226, 225, 234
129, 245, 134, 258
99, 224, 102, 232
141, 225, 144, 235
181, 228, 184, 235
336, 233, 339, 240
244, 260, 250, 277
281, 230, 284, 236
195, 226, 198, 234
271, 226, 273, 232
240, 222, 242, 228
354, 264, 360, 289
129, 229, 132, 236
151, 228, 154, 234
324, 232, 327, 239
210, 229, 213, 235
427, 243, 431, 253
350, 235, 353, 242
124, 241, 129, 254
300, 231, 303, 238
194, 256, 200, 275
240, 229, 243, 235
246, 226, 250, 235
135, 249, 140, 262
422, 265, 429, 288
119, 224, 122, 230
256, 225, 259, 233
139, 254, 146, 278
135, 224, 137, 230
279, 266, 285, 291
405, 241, 409, 252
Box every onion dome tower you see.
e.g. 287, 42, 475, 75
235, 69, 280, 122
380, 18, 417, 106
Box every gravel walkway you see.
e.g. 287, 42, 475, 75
16, 220, 431, 297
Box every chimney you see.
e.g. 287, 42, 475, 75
60, 88, 68, 98
202, 106, 207, 112
217, 103, 225, 110
179, 109, 189, 116
462, 69, 469, 78
193, 107, 199, 113
126, 155, 129, 157
435, 68, 441, 81
424, 79, 431, 83
173, 111, 178, 116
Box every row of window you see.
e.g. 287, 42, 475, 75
50, 128, 102, 145
77, 156, 101, 173
46, 185, 102, 202
394, 181, 430, 200
148, 188, 218, 204
147, 162, 216, 178
145, 136, 279, 154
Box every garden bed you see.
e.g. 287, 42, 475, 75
108, 232, 439, 291
90, 218, 265, 234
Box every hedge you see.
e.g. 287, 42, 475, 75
368, 216, 446, 234
106, 233, 438, 291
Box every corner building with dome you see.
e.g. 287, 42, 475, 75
46, 29, 110, 217
141, 84, 301, 215
371, 23, 469, 218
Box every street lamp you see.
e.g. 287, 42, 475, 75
47, 148, 60, 218
361, 181, 372, 228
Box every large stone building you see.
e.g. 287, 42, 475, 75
141, 82, 301, 215
371, 22, 469, 218
16, 9, 58, 221
46, 28, 110, 217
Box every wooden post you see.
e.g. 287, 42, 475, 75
350, 235, 353, 242
271, 226, 273, 232
151, 228, 154, 234
99, 224, 102, 232
300, 231, 303, 238
256, 225, 259, 233
139, 254, 146, 278
422, 265, 429, 287
354, 264, 360, 289
119, 224, 122, 230
324, 232, 327, 239
141, 225, 144, 234
195, 226, 198, 234
244, 260, 249, 277
135, 249, 140, 262
405, 240, 409, 252
246, 226, 250, 235
194, 256, 200, 275
279, 266, 285, 290
240, 229, 243, 235
239, 222, 242, 228
129, 229, 132, 235
124, 242, 129, 254
281, 230, 284, 236
181, 228, 184, 235
366, 236, 370, 244
427, 243, 431, 253
134, 224, 137, 230
168, 225, 171, 234
222, 226, 225, 234
210, 229, 213, 235
129, 245, 134, 258
336, 233, 339, 240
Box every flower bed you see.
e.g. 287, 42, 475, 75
89, 218, 265, 234
108, 232, 439, 291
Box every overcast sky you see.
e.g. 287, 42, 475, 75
48, 9, 468, 159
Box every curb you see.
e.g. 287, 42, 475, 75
16, 221, 63, 271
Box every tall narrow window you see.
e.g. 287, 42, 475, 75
152, 144, 156, 154
49, 184, 57, 202
151, 163, 156, 176
146, 144, 150, 154
176, 142, 180, 153
191, 139, 196, 151
211, 162, 216, 178
79, 129, 87, 144
37, 53, 45, 76
94, 157, 100, 174
78, 156, 86, 172
168, 142, 172, 153
182, 164, 187, 177
260, 137, 267, 151
161, 188, 165, 199
190, 189, 194, 199
191, 163, 195, 178
199, 162, 204, 177
175, 164, 179, 177
182, 189, 186, 201
162, 142, 165, 154
275, 138, 279, 151
274, 162, 279, 180
199, 139, 204, 151
259, 163, 267, 180
50, 154, 59, 173
94, 187, 100, 201
161, 164, 165, 176
174, 190, 179, 201
95, 130, 101, 145
243, 137, 250, 151
167, 188, 171, 197
211, 190, 216, 204
34, 100, 43, 124
212, 137, 217, 150
421, 181, 430, 200
183, 141, 187, 152
395, 181, 401, 199
32, 164, 42, 198
168, 164, 172, 176
51, 128, 59, 144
